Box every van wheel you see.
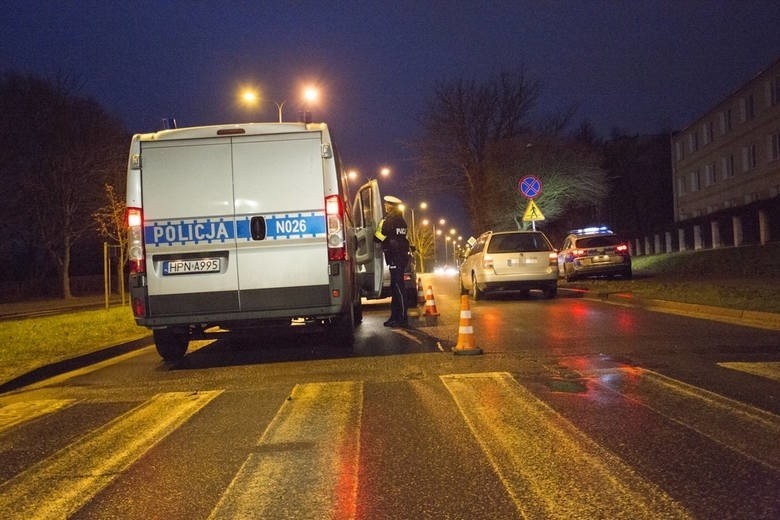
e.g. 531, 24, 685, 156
153, 327, 189, 362
353, 298, 363, 325
332, 309, 355, 346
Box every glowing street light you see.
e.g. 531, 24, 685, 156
347, 166, 391, 184
239, 84, 320, 123
303, 86, 319, 104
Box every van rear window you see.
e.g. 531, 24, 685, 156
487, 233, 552, 253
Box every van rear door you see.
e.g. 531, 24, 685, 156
232, 132, 331, 311
141, 138, 240, 315
353, 179, 383, 299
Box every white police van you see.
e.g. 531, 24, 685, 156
126, 122, 384, 361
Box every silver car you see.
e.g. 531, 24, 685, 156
558, 227, 632, 282
459, 231, 559, 300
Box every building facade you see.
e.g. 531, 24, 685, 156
671, 57, 779, 249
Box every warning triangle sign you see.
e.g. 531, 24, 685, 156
522, 199, 545, 221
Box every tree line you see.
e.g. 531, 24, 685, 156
0, 72, 128, 299
410, 69, 672, 248
0, 69, 672, 299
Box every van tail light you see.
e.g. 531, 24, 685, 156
548, 252, 558, 266
482, 255, 494, 270
127, 207, 145, 274
615, 243, 630, 255
325, 195, 347, 261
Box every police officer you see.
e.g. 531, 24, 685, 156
374, 195, 410, 327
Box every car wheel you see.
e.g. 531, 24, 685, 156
153, 327, 189, 362
623, 268, 633, 280
470, 274, 483, 301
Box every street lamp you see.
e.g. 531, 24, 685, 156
405, 201, 429, 273
239, 85, 319, 123
301, 86, 319, 123
347, 166, 391, 184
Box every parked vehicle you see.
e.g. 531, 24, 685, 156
126, 122, 385, 361
459, 230, 558, 300
558, 227, 632, 282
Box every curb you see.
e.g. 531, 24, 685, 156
0, 335, 152, 394
576, 289, 780, 331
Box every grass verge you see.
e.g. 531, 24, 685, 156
562, 242, 780, 313
0, 305, 146, 386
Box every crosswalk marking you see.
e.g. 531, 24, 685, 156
718, 361, 780, 382
596, 367, 780, 470
441, 372, 691, 519
209, 381, 363, 520
0, 390, 221, 520
0, 399, 75, 433
1, 368, 775, 518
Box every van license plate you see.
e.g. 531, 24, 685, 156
163, 258, 220, 275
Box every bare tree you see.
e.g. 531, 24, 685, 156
0, 72, 127, 298
93, 183, 128, 298
412, 70, 540, 232
413, 69, 608, 235
485, 134, 608, 232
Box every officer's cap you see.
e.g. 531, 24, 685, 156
383, 195, 402, 205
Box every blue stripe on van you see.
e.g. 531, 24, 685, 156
144, 212, 326, 246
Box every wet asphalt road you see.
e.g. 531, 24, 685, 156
1, 275, 778, 518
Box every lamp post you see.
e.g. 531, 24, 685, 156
239, 85, 319, 123
301, 86, 318, 123
407, 201, 428, 273
347, 166, 391, 184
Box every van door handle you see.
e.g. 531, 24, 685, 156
250, 216, 266, 240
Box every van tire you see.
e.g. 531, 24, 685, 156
331, 308, 355, 346
153, 327, 189, 362
353, 298, 363, 325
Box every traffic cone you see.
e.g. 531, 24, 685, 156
453, 295, 482, 356
416, 277, 425, 306
423, 285, 440, 316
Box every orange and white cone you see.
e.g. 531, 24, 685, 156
423, 285, 440, 316
453, 295, 482, 355
416, 277, 425, 306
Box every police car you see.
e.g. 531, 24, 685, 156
558, 227, 632, 282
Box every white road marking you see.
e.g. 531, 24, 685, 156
718, 361, 780, 382
596, 367, 780, 470
0, 390, 222, 519
209, 381, 363, 520
0, 399, 76, 432
441, 372, 691, 519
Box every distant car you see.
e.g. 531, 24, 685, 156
459, 230, 558, 300
558, 227, 632, 282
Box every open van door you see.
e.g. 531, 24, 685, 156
353, 179, 384, 299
